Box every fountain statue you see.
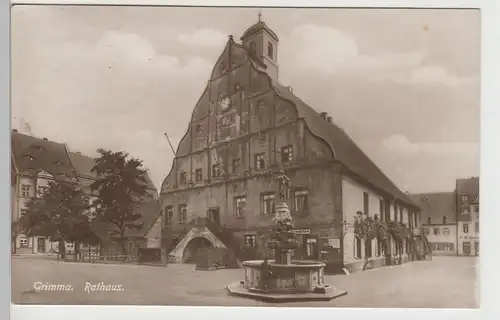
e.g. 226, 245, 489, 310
226, 170, 347, 302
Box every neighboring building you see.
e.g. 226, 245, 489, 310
11, 130, 79, 253
410, 192, 457, 256
11, 130, 160, 255
456, 177, 479, 256
160, 17, 421, 272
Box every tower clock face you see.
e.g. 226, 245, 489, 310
220, 97, 231, 111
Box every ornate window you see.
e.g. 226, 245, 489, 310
463, 223, 469, 233
443, 228, 450, 235
281, 145, 293, 164
244, 235, 256, 248
212, 164, 221, 179
294, 190, 308, 212
21, 185, 31, 197
255, 153, 265, 170
195, 169, 202, 182
179, 171, 187, 185
232, 158, 241, 174
178, 204, 187, 224
433, 227, 440, 236
234, 196, 246, 218
267, 42, 274, 59
37, 186, 49, 197
249, 41, 256, 55
260, 193, 275, 216
164, 206, 173, 225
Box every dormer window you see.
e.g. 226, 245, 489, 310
249, 41, 256, 55
268, 42, 274, 59
23, 154, 36, 161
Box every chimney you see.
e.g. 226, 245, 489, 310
12, 129, 17, 132
43, 137, 48, 140
287, 86, 293, 93
320, 112, 328, 120
327, 116, 333, 123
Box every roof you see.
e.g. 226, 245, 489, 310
456, 177, 479, 199
272, 82, 418, 209
409, 192, 456, 223
69, 151, 157, 191
240, 21, 279, 42
11, 131, 77, 180
94, 200, 161, 239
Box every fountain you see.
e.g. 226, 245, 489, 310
226, 171, 347, 303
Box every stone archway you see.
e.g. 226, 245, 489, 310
182, 236, 213, 263
168, 226, 228, 263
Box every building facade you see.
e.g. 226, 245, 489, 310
456, 178, 479, 256
411, 192, 458, 256
159, 18, 421, 272
11, 130, 159, 255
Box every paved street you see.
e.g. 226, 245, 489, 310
12, 256, 478, 308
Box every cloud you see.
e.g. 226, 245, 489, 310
371, 65, 478, 87
281, 24, 425, 76
382, 134, 479, 158
176, 28, 227, 47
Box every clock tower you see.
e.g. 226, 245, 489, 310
240, 13, 280, 81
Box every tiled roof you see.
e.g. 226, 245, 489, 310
272, 82, 418, 209
69, 151, 157, 191
456, 177, 479, 200
409, 192, 456, 224
11, 131, 77, 181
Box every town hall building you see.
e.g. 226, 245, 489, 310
160, 17, 422, 272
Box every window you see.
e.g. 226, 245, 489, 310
443, 216, 447, 225
165, 206, 173, 225
475, 222, 479, 233
461, 206, 469, 214
255, 153, 265, 170
249, 41, 256, 55
427, 217, 431, 225
423, 228, 430, 235
379, 200, 385, 221
260, 193, 275, 216
474, 205, 479, 213
363, 192, 369, 215
294, 190, 309, 212
212, 164, 221, 178
461, 194, 469, 203
178, 205, 187, 223
180, 171, 187, 185
20, 209, 28, 217
244, 235, 256, 248
195, 169, 202, 182
21, 185, 31, 197
267, 42, 274, 59
433, 228, 440, 236
20, 238, 28, 248
443, 228, 450, 235
234, 196, 246, 218
232, 158, 241, 174
281, 145, 293, 164
463, 223, 469, 233
37, 186, 49, 197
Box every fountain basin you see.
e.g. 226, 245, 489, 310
226, 259, 348, 302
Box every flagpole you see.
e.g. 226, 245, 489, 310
164, 133, 176, 156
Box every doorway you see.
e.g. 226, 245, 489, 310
37, 238, 46, 253
207, 207, 220, 227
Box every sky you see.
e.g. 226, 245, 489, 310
11, 6, 480, 193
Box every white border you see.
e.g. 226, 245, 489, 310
5, 1, 500, 320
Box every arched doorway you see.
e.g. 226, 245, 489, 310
182, 237, 213, 263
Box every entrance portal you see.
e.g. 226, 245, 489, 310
38, 238, 46, 253
182, 237, 213, 263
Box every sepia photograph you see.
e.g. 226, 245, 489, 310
10, 5, 480, 308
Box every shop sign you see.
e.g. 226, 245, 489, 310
328, 238, 340, 249
291, 229, 311, 235
460, 235, 479, 240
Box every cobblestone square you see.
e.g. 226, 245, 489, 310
12, 256, 478, 308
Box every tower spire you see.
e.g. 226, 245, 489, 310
258, 11, 262, 22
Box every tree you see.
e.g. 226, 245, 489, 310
90, 149, 150, 256
353, 212, 378, 270
19, 181, 91, 260
11, 220, 22, 254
